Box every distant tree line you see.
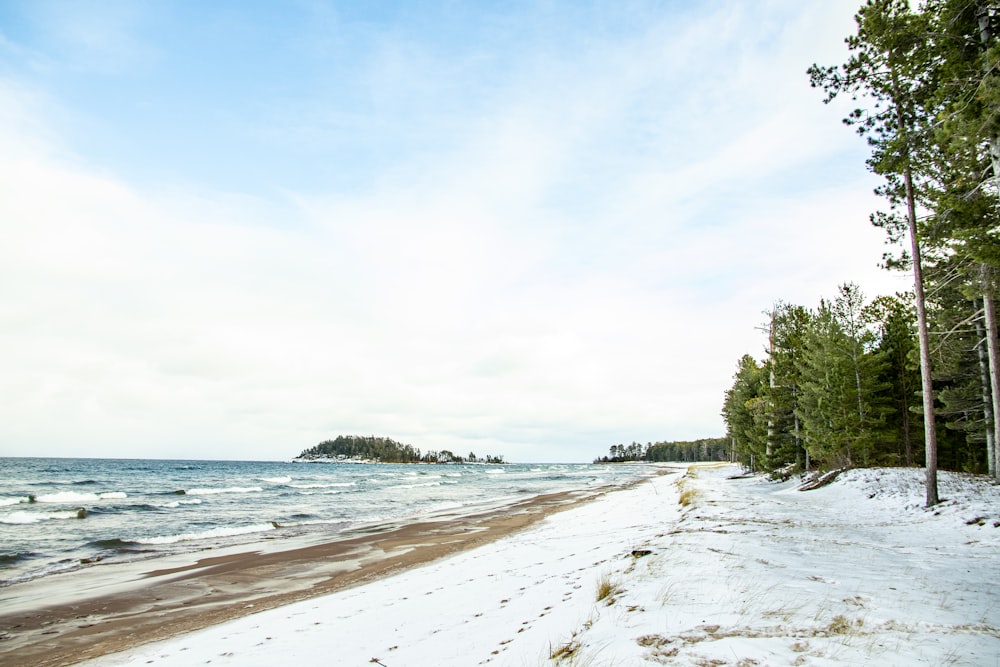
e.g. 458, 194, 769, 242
296, 435, 504, 464
594, 438, 728, 464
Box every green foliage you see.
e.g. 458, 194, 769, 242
643, 438, 728, 463
298, 435, 422, 463
721, 354, 769, 469
760, 0, 1000, 484
297, 435, 504, 464
592, 438, 727, 464
722, 286, 928, 473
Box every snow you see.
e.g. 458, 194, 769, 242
82, 464, 1000, 667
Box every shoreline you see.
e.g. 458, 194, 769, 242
12, 463, 994, 666
0, 473, 661, 667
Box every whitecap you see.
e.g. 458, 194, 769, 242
289, 482, 356, 489
135, 523, 276, 545
186, 486, 263, 496
259, 476, 292, 484
162, 498, 202, 509
1, 510, 85, 524
35, 491, 99, 503
0, 496, 30, 507
389, 481, 442, 490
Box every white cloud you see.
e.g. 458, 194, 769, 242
0, 2, 912, 462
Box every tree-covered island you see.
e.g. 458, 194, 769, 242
295, 435, 505, 464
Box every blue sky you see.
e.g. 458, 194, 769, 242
0, 1, 911, 462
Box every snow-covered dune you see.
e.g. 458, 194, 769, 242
84, 464, 999, 667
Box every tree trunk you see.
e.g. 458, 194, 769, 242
978, 7, 1000, 481
892, 61, 938, 505
908, 174, 938, 506
978, 6, 1000, 201
982, 268, 1000, 481
767, 314, 775, 462
974, 298, 996, 477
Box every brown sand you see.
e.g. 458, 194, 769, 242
0, 486, 620, 667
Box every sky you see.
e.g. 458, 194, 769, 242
0, 0, 913, 463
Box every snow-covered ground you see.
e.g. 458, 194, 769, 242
83, 464, 1000, 666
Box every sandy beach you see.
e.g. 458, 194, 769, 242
0, 480, 629, 667
4, 463, 999, 666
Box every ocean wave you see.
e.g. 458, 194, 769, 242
1, 509, 87, 524
484, 469, 506, 474
162, 498, 203, 508
0, 496, 31, 507
258, 476, 292, 484
85, 503, 161, 515
33, 491, 128, 503
0, 558, 80, 586
388, 481, 443, 490
289, 482, 356, 489
88, 537, 138, 549
185, 486, 263, 496
0, 551, 37, 565
279, 518, 350, 528
134, 523, 276, 545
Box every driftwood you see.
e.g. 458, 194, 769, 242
798, 468, 849, 491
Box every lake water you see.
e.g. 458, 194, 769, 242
0, 457, 653, 587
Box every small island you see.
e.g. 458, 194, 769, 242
294, 434, 505, 464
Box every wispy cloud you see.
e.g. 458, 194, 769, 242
0, 1, 910, 461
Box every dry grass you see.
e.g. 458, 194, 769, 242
550, 639, 581, 662
825, 614, 863, 635
678, 488, 699, 506
596, 573, 624, 604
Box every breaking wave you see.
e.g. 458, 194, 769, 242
258, 476, 292, 484
135, 523, 276, 545
1, 509, 87, 524
184, 486, 263, 496
33, 491, 127, 503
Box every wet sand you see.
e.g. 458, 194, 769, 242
0, 486, 615, 667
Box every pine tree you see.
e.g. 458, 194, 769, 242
809, 0, 942, 504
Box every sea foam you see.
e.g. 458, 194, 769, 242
135, 523, 276, 545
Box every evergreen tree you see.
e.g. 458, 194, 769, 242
722, 355, 769, 469
810, 0, 942, 503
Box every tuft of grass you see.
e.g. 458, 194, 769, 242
825, 614, 860, 635
678, 488, 699, 506
595, 573, 623, 604
550, 639, 580, 662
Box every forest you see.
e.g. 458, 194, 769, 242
723, 0, 1000, 503
296, 435, 505, 464
594, 438, 729, 463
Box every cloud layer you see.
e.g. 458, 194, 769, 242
0, 2, 911, 461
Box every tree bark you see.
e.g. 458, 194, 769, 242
907, 172, 938, 505
766, 313, 775, 462
974, 299, 996, 477
978, 6, 1000, 481
982, 269, 1000, 480
891, 61, 938, 505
